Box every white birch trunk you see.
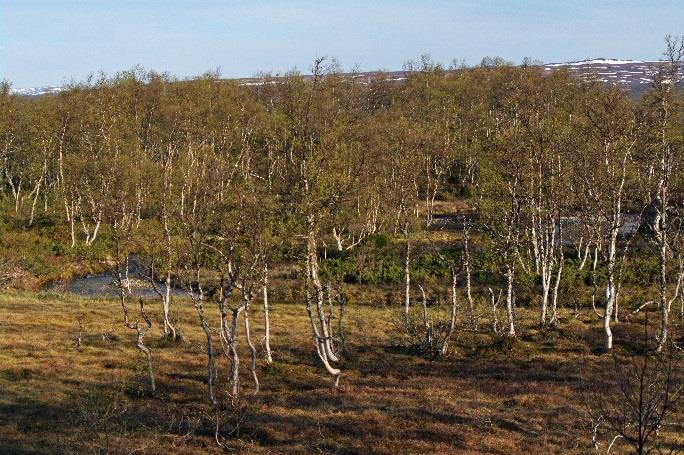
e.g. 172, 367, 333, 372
505, 265, 516, 337
404, 225, 411, 316
262, 263, 273, 364
243, 292, 259, 394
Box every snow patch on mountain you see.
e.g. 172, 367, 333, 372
545, 58, 645, 67
10, 86, 63, 96
543, 59, 684, 95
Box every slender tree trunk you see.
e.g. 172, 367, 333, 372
418, 284, 431, 347
404, 226, 411, 316
262, 264, 273, 364
550, 217, 564, 325
531, 221, 540, 274
332, 227, 344, 251
337, 292, 347, 353
540, 262, 550, 325
28, 176, 42, 227
228, 305, 244, 397
309, 230, 338, 362
463, 218, 476, 330
114, 235, 156, 394
658, 235, 669, 351
577, 237, 590, 271
66, 199, 76, 248
604, 230, 618, 351
136, 329, 155, 393
489, 287, 501, 333
539, 218, 557, 327
440, 268, 458, 356
161, 210, 177, 339
10, 178, 21, 214
550, 254, 563, 325
243, 293, 259, 394
87, 219, 101, 246
590, 245, 602, 317
190, 287, 216, 405
162, 272, 176, 339
506, 264, 516, 337
305, 218, 341, 387
200, 317, 216, 404
305, 282, 341, 387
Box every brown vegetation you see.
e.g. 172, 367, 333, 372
1, 291, 682, 454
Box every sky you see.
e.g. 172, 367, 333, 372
1, 0, 683, 88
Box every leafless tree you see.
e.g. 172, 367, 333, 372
111, 211, 155, 393
586, 320, 683, 454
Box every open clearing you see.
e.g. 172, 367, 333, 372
1, 291, 682, 454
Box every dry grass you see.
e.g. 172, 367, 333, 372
0, 290, 682, 454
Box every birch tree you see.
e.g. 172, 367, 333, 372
644, 35, 684, 351
513, 73, 573, 326
577, 85, 641, 350
276, 59, 371, 386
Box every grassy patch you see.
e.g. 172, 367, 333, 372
0, 291, 682, 453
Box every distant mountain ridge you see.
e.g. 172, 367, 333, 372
11, 59, 683, 97
10, 86, 63, 97
542, 58, 683, 96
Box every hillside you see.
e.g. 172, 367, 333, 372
543, 58, 684, 96
11, 58, 683, 98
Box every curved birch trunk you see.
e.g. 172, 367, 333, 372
308, 225, 338, 363
136, 334, 155, 393
306, 287, 341, 386
305, 221, 341, 387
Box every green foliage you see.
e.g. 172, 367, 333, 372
0, 58, 681, 310
621, 255, 661, 285
321, 250, 405, 285
321, 241, 459, 285
367, 233, 390, 248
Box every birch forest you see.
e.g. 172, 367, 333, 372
2, 42, 684, 454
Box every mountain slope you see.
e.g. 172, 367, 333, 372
11, 59, 683, 97
542, 58, 683, 96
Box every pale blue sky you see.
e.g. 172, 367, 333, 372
1, 0, 682, 88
